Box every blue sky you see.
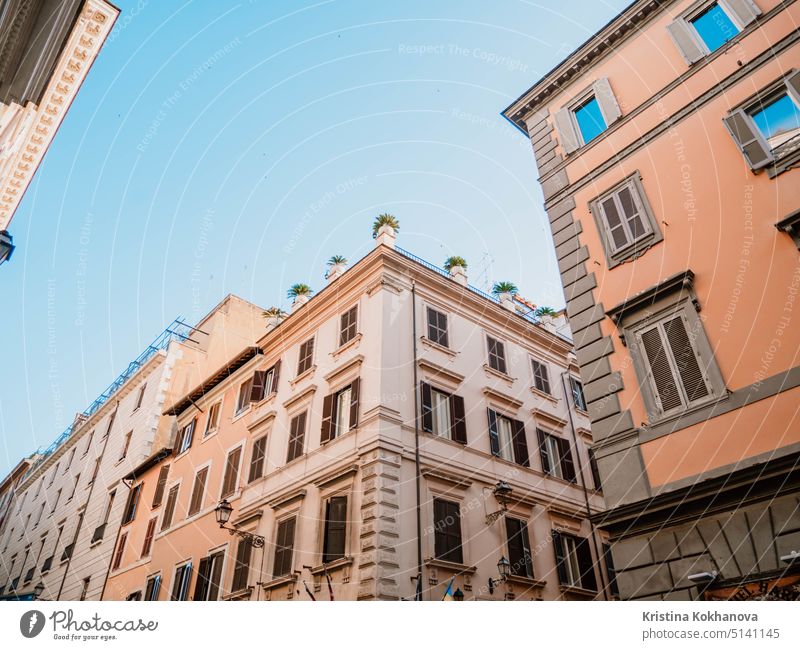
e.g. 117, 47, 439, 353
0, 0, 627, 477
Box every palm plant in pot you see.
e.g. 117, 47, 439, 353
491, 281, 518, 300
263, 306, 287, 328
372, 213, 399, 240
534, 306, 556, 318
443, 256, 467, 273
287, 283, 313, 310
326, 255, 348, 281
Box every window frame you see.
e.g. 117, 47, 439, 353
219, 444, 244, 499
570, 376, 587, 412
204, 399, 222, 437
589, 172, 663, 267
505, 516, 534, 579
296, 337, 315, 376
432, 497, 464, 565
170, 561, 192, 601
235, 378, 254, 416
273, 515, 297, 578
338, 305, 359, 347
686, 0, 742, 55
426, 306, 450, 348
530, 357, 551, 395
321, 494, 348, 564
485, 335, 508, 375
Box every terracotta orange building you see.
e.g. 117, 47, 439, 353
504, 0, 800, 599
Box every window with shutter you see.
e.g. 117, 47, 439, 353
188, 467, 208, 516
161, 485, 179, 531
134, 383, 147, 411
119, 431, 132, 460
531, 359, 550, 394
121, 484, 142, 524
339, 306, 358, 346
175, 418, 196, 455
570, 377, 587, 411
505, 518, 533, 578
603, 543, 620, 598
144, 574, 161, 601
204, 401, 221, 436
235, 378, 253, 415
194, 552, 224, 601
273, 517, 296, 577
449, 394, 467, 444
426, 307, 449, 347
141, 518, 157, 558
151, 465, 170, 507
297, 338, 315, 375
112, 533, 127, 571
220, 447, 242, 498
433, 498, 463, 564
511, 419, 530, 467
486, 336, 507, 374
248, 436, 267, 482
575, 537, 598, 591
668, 1, 760, 64
555, 78, 621, 152
171, 563, 192, 601
286, 412, 307, 463
249, 370, 268, 403
322, 496, 348, 563
490, 411, 516, 463
588, 448, 602, 492
232, 539, 252, 592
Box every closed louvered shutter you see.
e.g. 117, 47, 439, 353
141, 518, 157, 557
322, 496, 347, 563
232, 540, 252, 592
723, 109, 773, 170
433, 499, 463, 564
221, 447, 242, 498
554, 107, 580, 154
161, 485, 179, 531
487, 409, 500, 456
248, 437, 267, 482
349, 377, 360, 429
512, 419, 530, 467
532, 359, 550, 394
593, 77, 621, 124
420, 383, 433, 432
112, 533, 127, 571
286, 412, 306, 462
640, 326, 682, 412
450, 394, 467, 444
188, 467, 208, 515
274, 517, 296, 577
320, 394, 334, 444
151, 465, 169, 507
663, 315, 710, 403
505, 517, 533, 578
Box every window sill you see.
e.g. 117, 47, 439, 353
530, 387, 558, 403
424, 558, 477, 575
202, 427, 218, 441
766, 142, 800, 179
420, 336, 456, 357
482, 364, 515, 386
559, 584, 597, 598
331, 333, 362, 360
89, 539, 103, 549
574, 407, 589, 417
259, 573, 298, 591
223, 587, 253, 601
309, 556, 353, 575
231, 406, 251, 423
644, 393, 728, 430
290, 366, 317, 388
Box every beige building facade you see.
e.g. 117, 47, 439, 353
104, 232, 610, 602
504, 0, 800, 600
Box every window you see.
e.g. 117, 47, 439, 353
531, 359, 551, 394
248, 436, 267, 483
668, 0, 760, 64
234, 378, 253, 416
286, 411, 307, 463
273, 517, 296, 577
231, 539, 252, 592
188, 467, 209, 516
297, 338, 315, 375
50, 489, 61, 514
88, 456, 101, 485
204, 401, 221, 436
104, 410, 117, 438
750, 91, 800, 150
134, 383, 147, 411
570, 377, 587, 411
66, 447, 76, 471
433, 499, 463, 564
151, 465, 170, 507
161, 485, 179, 531
506, 517, 533, 578
588, 448, 602, 492
34, 503, 44, 527
339, 305, 358, 346
141, 518, 157, 558
83, 431, 94, 457
49, 463, 59, 486
537, 430, 577, 483
121, 484, 142, 524
486, 336, 507, 374
92, 490, 115, 543
590, 174, 662, 266
552, 531, 597, 591
194, 551, 224, 601
126, 591, 142, 601
68, 473, 81, 501
320, 379, 360, 443
426, 307, 449, 347
487, 409, 529, 466
554, 78, 621, 153
112, 533, 127, 571
144, 574, 161, 601
603, 543, 620, 598
420, 383, 467, 444
322, 496, 347, 563
174, 418, 196, 455
79, 577, 91, 601
220, 447, 242, 498
171, 563, 192, 601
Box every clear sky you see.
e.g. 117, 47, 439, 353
0, 0, 628, 477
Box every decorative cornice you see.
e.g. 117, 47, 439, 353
482, 386, 524, 410
417, 358, 465, 387
313, 464, 358, 489
606, 269, 697, 324
323, 354, 364, 384
531, 408, 568, 429
421, 467, 473, 489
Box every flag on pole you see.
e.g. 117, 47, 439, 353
302, 580, 316, 601
325, 569, 335, 601
441, 577, 455, 601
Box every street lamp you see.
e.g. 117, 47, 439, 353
0, 230, 14, 266
485, 480, 513, 525
33, 582, 44, 600
214, 499, 265, 548
488, 556, 512, 595
452, 588, 464, 602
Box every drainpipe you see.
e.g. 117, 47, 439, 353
58, 405, 116, 600
560, 372, 609, 601
411, 281, 424, 601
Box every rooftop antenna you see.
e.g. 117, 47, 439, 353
473, 251, 495, 292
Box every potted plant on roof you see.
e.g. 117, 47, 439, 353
444, 255, 468, 285
326, 255, 348, 282
263, 306, 287, 329
534, 305, 557, 329
372, 213, 399, 248
492, 281, 519, 311
287, 283, 313, 311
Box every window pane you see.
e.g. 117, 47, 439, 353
431, 390, 451, 438
497, 416, 514, 462
690, 3, 739, 53
574, 97, 607, 144
335, 388, 351, 437
750, 93, 800, 148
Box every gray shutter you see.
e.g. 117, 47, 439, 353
554, 107, 580, 154
725, 0, 761, 27
663, 315, 711, 402
723, 109, 772, 169
593, 77, 621, 124
639, 326, 682, 412
666, 20, 705, 64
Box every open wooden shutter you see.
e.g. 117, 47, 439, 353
249, 370, 267, 402
593, 77, 621, 124
349, 377, 360, 429
188, 467, 208, 515
666, 20, 705, 64
208, 553, 224, 601
537, 429, 551, 475
552, 531, 568, 585
320, 394, 334, 444
558, 437, 577, 483
221, 447, 241, 498
726, 0, 762, 26
420, 383, 433, 432
723, 109, 773, 170
505, 518, 533, 578
639, 326, 682, 413
663, 315, 710, 403
287, 412, 306, 462
487, 409, 500, 456
554, 107, 580, 154
449, 394, 467, 444
193, 556, 210, 600
576, 537, 598, 591
151, 465, 170, 507
512, 419, 530, 467
322, 496, 347, 563
248, 437, 266, 482
271, 359, 281, 392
